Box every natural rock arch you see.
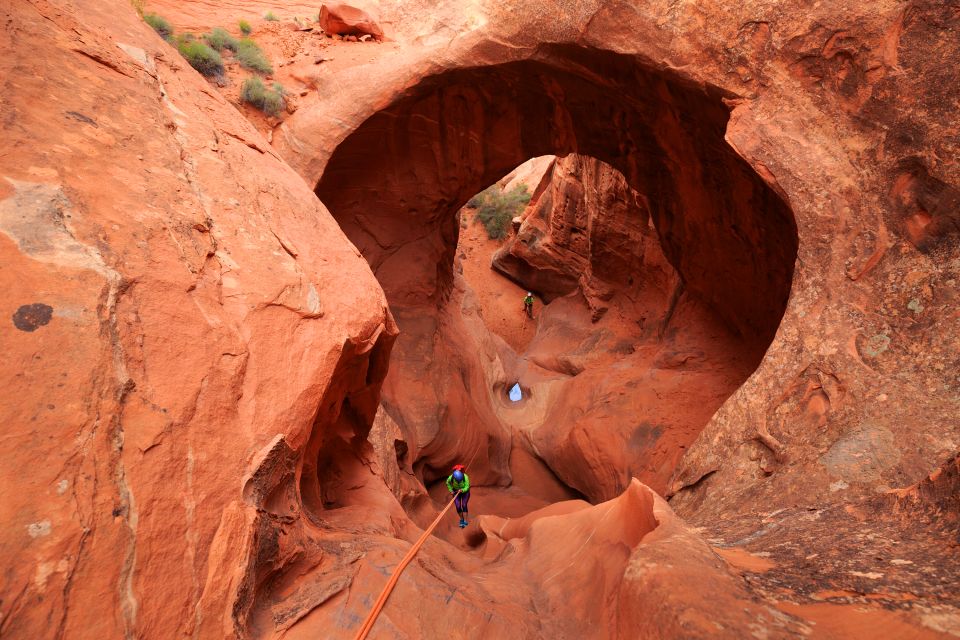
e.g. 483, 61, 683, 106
311, 45, 799, 501
316, 47, 798, 344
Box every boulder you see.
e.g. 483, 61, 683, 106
319, 3, 384, 40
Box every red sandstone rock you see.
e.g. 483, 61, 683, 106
0, 2, 395, 637
4, 0, 960, 638
290, 0, 959, 632
494, 154, 682, 317
319, 3, 384, 41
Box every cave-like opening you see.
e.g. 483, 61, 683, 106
312, 45, 798, 531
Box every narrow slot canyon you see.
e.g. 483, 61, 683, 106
281, 49, 800, 635
423, 151, 791, 552
320, 147, 795, 548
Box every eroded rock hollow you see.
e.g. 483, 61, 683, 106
314, 50, 798, 504
2, 0, 959, 638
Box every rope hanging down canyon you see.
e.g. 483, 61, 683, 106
352, 490, 462, 640
354, 443, 482, 639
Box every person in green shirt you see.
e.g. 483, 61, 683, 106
523, 292, 534, 318
446, 465, 471, 528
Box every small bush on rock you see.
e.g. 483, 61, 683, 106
240, 77, 285, 116
238, 19, 252, 35
469, 184, 531, 240
205, 27, 239, 52
236, 38, 273, 74
144, 13, 173, 39
264, 11, 279, 21
178, 40, 223, 76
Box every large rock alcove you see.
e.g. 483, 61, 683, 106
314, 47, 798, 505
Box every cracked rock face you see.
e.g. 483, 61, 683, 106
2, 0, 959, 639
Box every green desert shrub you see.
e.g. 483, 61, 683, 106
469, 184, 531, 240
264, 11, 279, 21
240, 77, 285, 116
144, 13, 173, 39
204, 27, 239, 52
236, 38, 273, 74
238, 19, 252, 35
177, 40, 223, 76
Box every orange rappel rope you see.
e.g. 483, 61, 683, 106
352, 490, 462, 640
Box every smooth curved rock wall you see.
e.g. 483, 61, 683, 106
0, 2, 393, 637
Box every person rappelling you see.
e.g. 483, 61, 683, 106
446, 464, 471, 528
523, 291, 535, 319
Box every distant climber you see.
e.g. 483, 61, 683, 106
446, 464, 471, 528
523, 291, 535, 318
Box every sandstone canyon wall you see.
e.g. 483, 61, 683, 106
0, 2, 398, 637
493, 155, 682, 316
292, 0, 960, 633
284, 0, 959, 525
